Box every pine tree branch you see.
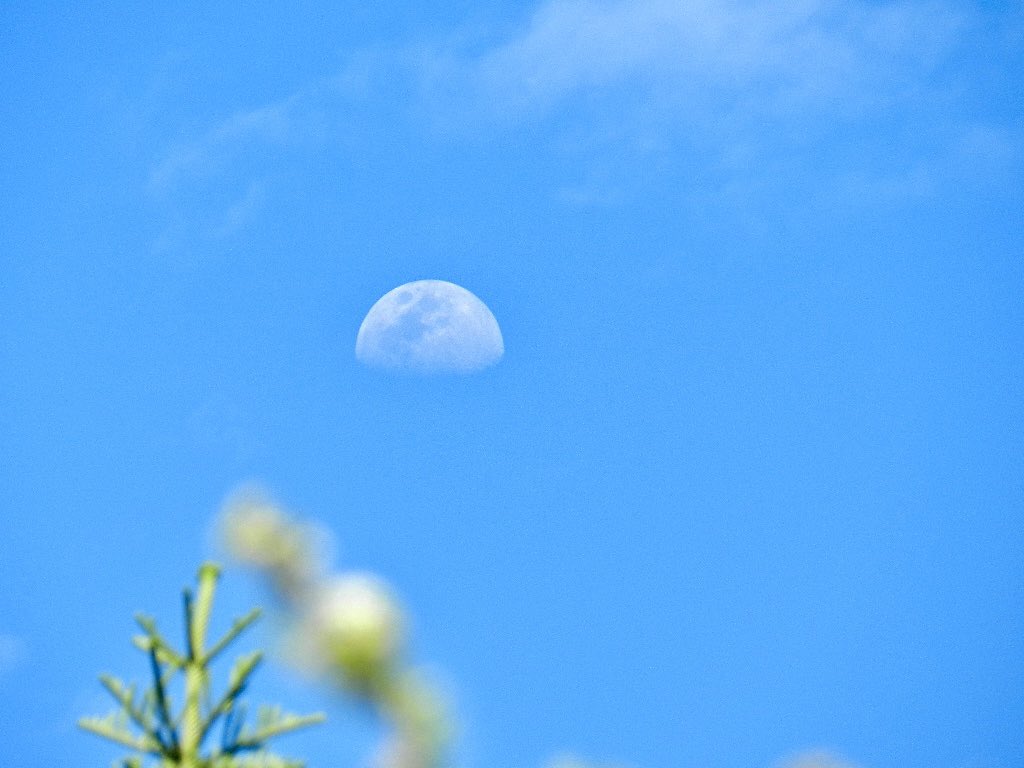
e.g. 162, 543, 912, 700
98, 675, 161, 744
81, 562, 323, 767
78, 714, 162, 754
204, 608, 261, 666
148, 644, 181, 757
200, 651, 263, 743
134, 614, 187, 669
235, 712, 327, 749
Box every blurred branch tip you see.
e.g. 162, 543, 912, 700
219, 487, 450, 768
79, 561, 325, 767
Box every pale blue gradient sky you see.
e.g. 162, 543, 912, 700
1, 2, 1022, 767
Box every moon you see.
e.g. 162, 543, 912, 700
355, 280, 504, 374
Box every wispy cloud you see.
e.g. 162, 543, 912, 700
139, 0, 1014, 226
149, 92, 316, 194
146, 53, 385, 196
141, 1, 981, 177
148, 177, 270, 261
775, 749, 861, 768
141, 55, 388, 252
210, 179, 268, 239
150, 102, 277, 192
831, 122, 1021, 204
407, 0, 1002, 206
418, 0, 965, 126
0, 633, 24, 676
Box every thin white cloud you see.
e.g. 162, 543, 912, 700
141, 54, 389, 252
144, 56, 383, 195
455, 0, 963, 118
149, 94, 307, 194
142, 1, 971, 181
145, 47, 394, 196
210, 179, 268, 239
138, 0, 1013, 225
143, 75, 344, 251
830, 121, 1021, 204
406, 0, 990, 207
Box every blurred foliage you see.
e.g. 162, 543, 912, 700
222, 489, 449, 768
221, 491, 864, 768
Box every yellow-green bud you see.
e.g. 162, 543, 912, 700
222, 498, 290, 568
310, 574, 405, 695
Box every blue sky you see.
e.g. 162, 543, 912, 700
1, 1, 1022, 767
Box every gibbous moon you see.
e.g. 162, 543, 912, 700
355, 280, 504, 374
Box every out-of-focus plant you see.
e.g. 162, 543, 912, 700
221, 489, 856, 768
221, 490, 449, 768
79, 562, 324, 768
